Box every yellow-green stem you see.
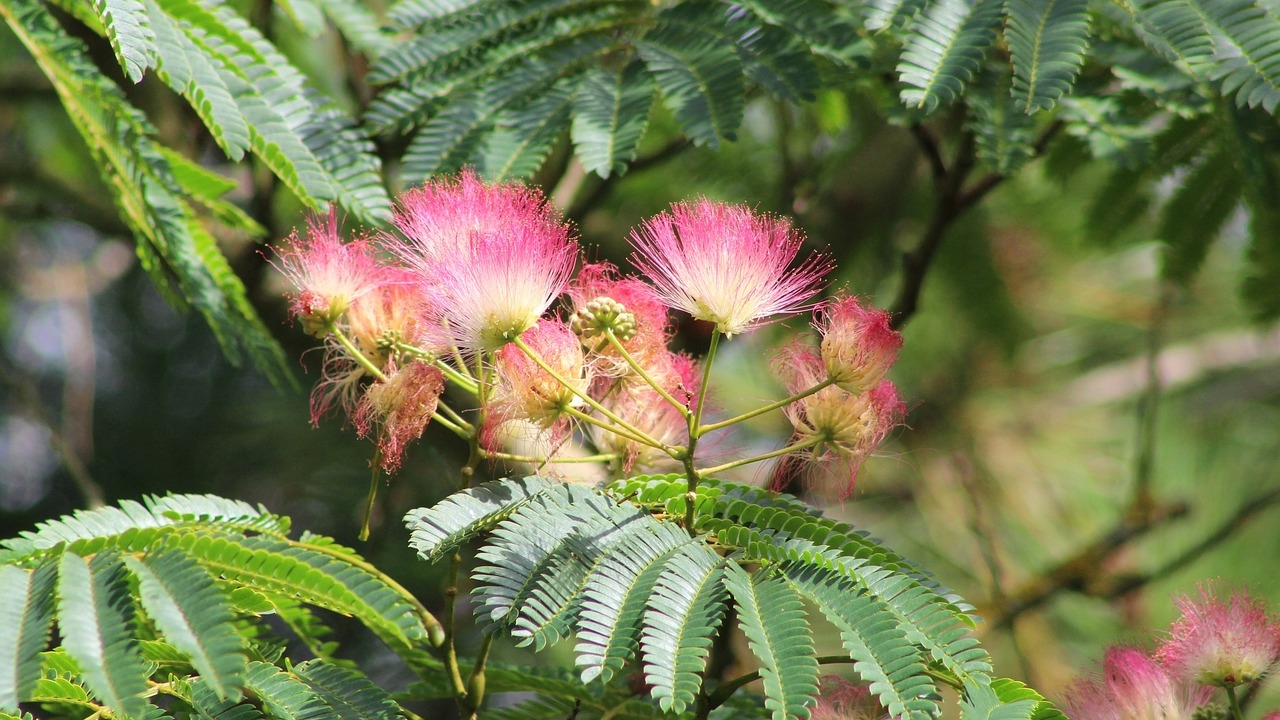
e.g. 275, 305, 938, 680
359, 450, 381, 542
603, 329, 691, 418
698, 435, 825, 476
435, 400, 474, 433
682, 329, 721, 534
698, 376, 837, 436
330, 325, 388, 382
482, 449, 622, 465
1226, 685, 1244, 720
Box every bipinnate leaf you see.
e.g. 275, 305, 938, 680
1158, 149, 1242, 283
405, 476, 554, 563
1005, 0, 1091, 113
292, 659, 402, 720
961, 678, 1038, 720
571, 61, 655, 178
479, 84, 575, 181
640, 542, 728, 715
898, 0, 1003, 112
124, 551, 248, 700
723, 564, 818, 720
638, 20, 744, 148
0, 562, 56, 710
93, 0, 157, 82
56, 551, 151, 719
244, 661, 329, 720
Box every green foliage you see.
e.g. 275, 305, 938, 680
1004, 0, 1091, 112
404, 475, 1004, 719
0, 494, 434, 720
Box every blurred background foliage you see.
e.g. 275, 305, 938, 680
2, 0, 1280, 714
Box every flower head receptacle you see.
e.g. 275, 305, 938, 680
1156, 584, 1280, 688
629, 199, 831, 337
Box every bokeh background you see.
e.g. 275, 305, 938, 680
3, 27, 1280, 711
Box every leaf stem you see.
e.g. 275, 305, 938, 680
1227, 685, 1245, 720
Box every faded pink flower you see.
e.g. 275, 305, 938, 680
308, 343, 366, 427
629, 199, 831, 337
1156, 584, 1280, 687
568, 262, 671, 373
1062, 647, 1212, 720
355, 360, 445, 473
388, 170, 578, 351
810, 676, 887, 720
593, 351, 699, 472
774, 341, 904, 497
346, 266, 428, 362
489, 320, 591, 435
274, 210, 383, 336
817, 296, 902, 393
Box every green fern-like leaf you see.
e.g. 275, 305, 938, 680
27, 670, 95, 709
243, 661, 330, 720
571, 61, 655, 178
898, 0, 1004, 112
1005, 0, 1091, 112
990, 678, 1067, 720
968, 66, 1038, 171
291, 659, 402, 720
405, 476, 554, 564
640, 542, 728, 715
56, 552, 151, 719
637, 16, 744, 148
0, 562, 56, 710
1158, 148, 1242, 283
297, 99, 392, 224
311, 0, 392, 57
1199, 0, 1280, 112
1123, 0, 1217, 78
783, 563, 938, 720
961, 677, 1039, 720
478, 82, 575, 181
723, 564, 818, 720
94, 0, 157, 82
124, 551, 248, 700
574, 521, 694, 684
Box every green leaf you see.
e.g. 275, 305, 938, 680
866, 0, 928, 31
0, 561, 56, 710
56, 552, 151, 719
990, 678, 1067, 720
897, 0, 1003, 112
405, 476, 555, 564
292, 660, 402, 720
638, 16, 744, 148
961, 678, 1038, 720
968, 66, 1038, 172
94, 0, 157, 82
722, 564, 818, 720
639, 542, 728, 715
243, 662, 329, 720
1158, 148, 1242, 283
1005, 0, 1091, 112
478, 82, 575, 181
313, 0, 392, 58
571, 61, 655, 178
1199, 0, 1280, 112
125, 551, 248, 700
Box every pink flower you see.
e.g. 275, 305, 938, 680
1062, 647, 1212, 720
774, 341, 904, 497
345, 266, 429, 361
817, 296, 902, 393
810, 676, 887, 720
489, 320, 591, 435
1155, 584, 1280, 687
628, 199, 831, 337
568, 262, 671, 373
274, 210, 383, 336
388, 170, 578, 351
355, 360, 445, 473
592, 351, 699, 472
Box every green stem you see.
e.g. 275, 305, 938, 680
463, 634, 494, 719
511, 335, 667, 449
1226, 685, 1244, 720
330, 325, 387, 382
430, 411, 470, 438
604, 329, 691, 418
393, 342, 480, 394
435, 400, 474, 433
442, 438, 485, 709
358, 451, 380, 542
682, 329, 721, 534
698, 376, 837, 436
697, 435, 825, 476
559, 405, 668, 451
704, 655, 859, 712
482, 449, 621, 465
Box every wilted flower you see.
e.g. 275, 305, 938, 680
355, 360, 445, 473
1155, 584, 1280, 688
1062, 647, 1212, 720
389, 170, 578, 351
489, 320, 591, 436
274, 211, 383, 336
775, 341, 904, 496
629, 199, 830, 337
817, 296, 902, 393
810, 676, 888, 720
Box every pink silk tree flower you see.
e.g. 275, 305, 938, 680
355, 360, 445, 473
809, 676, 888, 720
628, 199, 831, 337
489, 320, 591, 435
274, 210, 383, 336
388, 170, 578, 351
567, 262, 671, 373
1062, 647, 1212, 720
1155, 584, 1280, 688
817, 296, 902, 393
774, 341, 905, 497
345, 266, 428, 362
592, 351, 699, 472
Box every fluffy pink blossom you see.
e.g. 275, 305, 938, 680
355, 360, 445, 473
388, 170, 578, 351
1156, 584, 1280, 687
489, 320, 591, 436
1062, 647, 1212, 720
345, 266, 430, 361
809, 676, 887, 720
593, 351, 699, 472
774, 341, 904, 497
628, 199, 831, 337
274, 210, 383, 336
817, 296, 902, 393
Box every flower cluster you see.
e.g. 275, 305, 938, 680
275, 170, 905, 495
1062, 585, 1280, 720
